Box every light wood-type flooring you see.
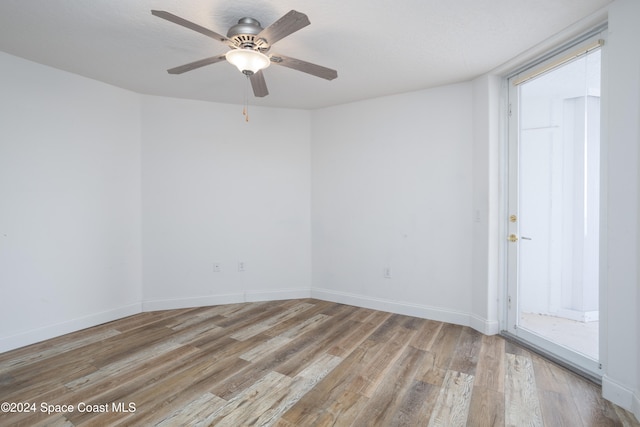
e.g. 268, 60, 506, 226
1, 299, 638, 426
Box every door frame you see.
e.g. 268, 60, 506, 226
499, 29, 607, 380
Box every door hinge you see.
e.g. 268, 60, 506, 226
508, 295, 512, 309
508, 103, 512, 117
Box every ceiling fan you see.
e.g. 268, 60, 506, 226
151, 9, 338, 98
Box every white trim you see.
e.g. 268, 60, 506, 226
244, 288, 311, 302
0, 303, 142, 353
142, 287, 312, 311
603, 376, 640, 420
497, 77, 511, 335
602, 375, 635, 412
311, 287, 499, 335
470, 314, 501, 336
142, 293, 245, 311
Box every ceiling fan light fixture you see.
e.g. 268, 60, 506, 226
225, 49, 270, 75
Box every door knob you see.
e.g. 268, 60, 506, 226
508, 234, 518, 242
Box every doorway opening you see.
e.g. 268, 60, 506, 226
505, 34, 604, 377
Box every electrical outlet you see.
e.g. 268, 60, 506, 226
213, 263, 221, 273
384, 267, 392, 279
238, 261, 245, 272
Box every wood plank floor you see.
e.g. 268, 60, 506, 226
1, 299, 638, 426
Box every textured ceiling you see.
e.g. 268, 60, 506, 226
0, 0, 611, 109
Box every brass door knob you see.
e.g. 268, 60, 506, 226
508, 234, 518, 242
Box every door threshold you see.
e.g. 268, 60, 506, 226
500, 331, 602, 386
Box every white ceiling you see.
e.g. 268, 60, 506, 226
0, 0, 611, 109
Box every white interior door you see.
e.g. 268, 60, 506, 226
506, 37, 603, 377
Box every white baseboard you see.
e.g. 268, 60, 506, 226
244, 288, 311, 302
0, 303, 142, 354
602, 375, 636, 412
142, 293, 245, 311
142, 288, 312, 312
311, 287, 498, 335
0, 288, 499, 354
470, 314, 501, 335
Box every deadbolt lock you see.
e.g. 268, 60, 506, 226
510, 215, 517, 223
508, 234, 518, 242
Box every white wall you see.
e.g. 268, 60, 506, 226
0, 52, 312, 351
0, 52, 142, 352
600, 0, 640, 417
1, 3, 638, 418
141, 96, 312, 309
310, 83, 482, 328
472, 74, 502, 334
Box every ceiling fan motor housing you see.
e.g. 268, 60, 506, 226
227, 17, 269, 51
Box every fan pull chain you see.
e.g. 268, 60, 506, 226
242, 75, 250, 122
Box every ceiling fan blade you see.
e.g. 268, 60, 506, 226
250, 71, 269, 97
257, 10, 310, 45
167, 55, 227, 74
270, 54, 338, 80
151, 10, 230, 45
